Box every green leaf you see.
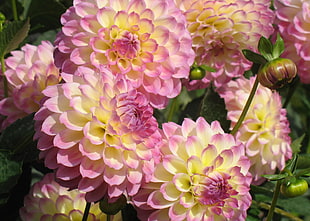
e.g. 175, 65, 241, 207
0, 18, 30, 57
99, 194, 127, 215
258, 36, 273, 61
0, 152, 22, 196
277, 195, 310, 217
121, 203, 139, 221
296, 154, 310, 169
284, 153, 298, 174
291, 134, 305, 153
26, 0, 67, 33
242, 49, 268, 65
200, 87, 231, 133
272, 33, 285, 59
296, 168, 310, 177
200, 64, 216, 72
179, 96, 203, 122
261, 174, 288, 181
250, 184, 274, 196
0, 114, 36, 159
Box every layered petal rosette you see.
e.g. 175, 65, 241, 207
34, 66, 161, 202
54, 0, 195, 108
177, 0, 274, 89
132, 117, 252, 221
218, 76, 292, 184
0, 41, 61, 129
274, 0, 310, 83
19, 173, 121, 221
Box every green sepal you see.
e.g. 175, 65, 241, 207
272, 33, 285, 59
258, 36, 273, 61
261, 174, 288, 181
242, 49, 268, 65
283, 153, 298, 175
200, 64, 216, 72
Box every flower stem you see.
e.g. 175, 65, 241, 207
230, 76, 259, 135
167, 96, 178, 122
11, 0, 18, 21
107, 215, 111, 221
82, 202, 91, 221
252, 200, 303, 221
1, 56, 8, 98
266, 180, 282, 221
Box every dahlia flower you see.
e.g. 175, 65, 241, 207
54, 0, 195, 108
34, 66, 161, 202
132, 117, 252, 221
20, 173, 121, 221
177, 0, 274, 90
218, 76, 292, 184
0, 41, 61, 130
274, 0, 310, 83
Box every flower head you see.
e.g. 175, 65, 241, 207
19, 173, 120, 221
177, 0, 274, 89
218, 76, 292, 184
34, 66, 161, 202
54, 0, 195, 108
0, 41, 61, 130
132, 117, 252, 221
274, 0, 310, 83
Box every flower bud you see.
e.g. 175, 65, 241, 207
280, 177, 308, 198
257, 58, 297, 89
190, 66, 206, 80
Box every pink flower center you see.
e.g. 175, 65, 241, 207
113, 31, 140, 59
115, 91, 156, 138
193, 173, 237, 206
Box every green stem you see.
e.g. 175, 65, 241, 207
82, 202, 91, 221
11, 0, 18, 21
107, 215, 111, 221
266, 180, 282, 221
230, 76, 259, 135
252, 200, 303, 221
167, 96, 178, 122
1, 56, 8, 98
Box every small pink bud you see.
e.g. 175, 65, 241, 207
258, 58, 297, 89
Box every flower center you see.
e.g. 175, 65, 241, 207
113, 31, 140, 59
192, 172, 237, 206
115, 91, 155, 138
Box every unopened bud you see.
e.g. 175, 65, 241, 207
257, 58, 297, 89
190, 66, 206, 80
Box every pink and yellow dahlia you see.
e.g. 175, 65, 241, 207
274, 0, 310, 83
34, 66, 161, 202
218, 76, 292, 184
19, 173, 121, 221
177, 0, 274, 89
54, 0, 195, 108
132, 117, 252, 221
0, 41, 61, 130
